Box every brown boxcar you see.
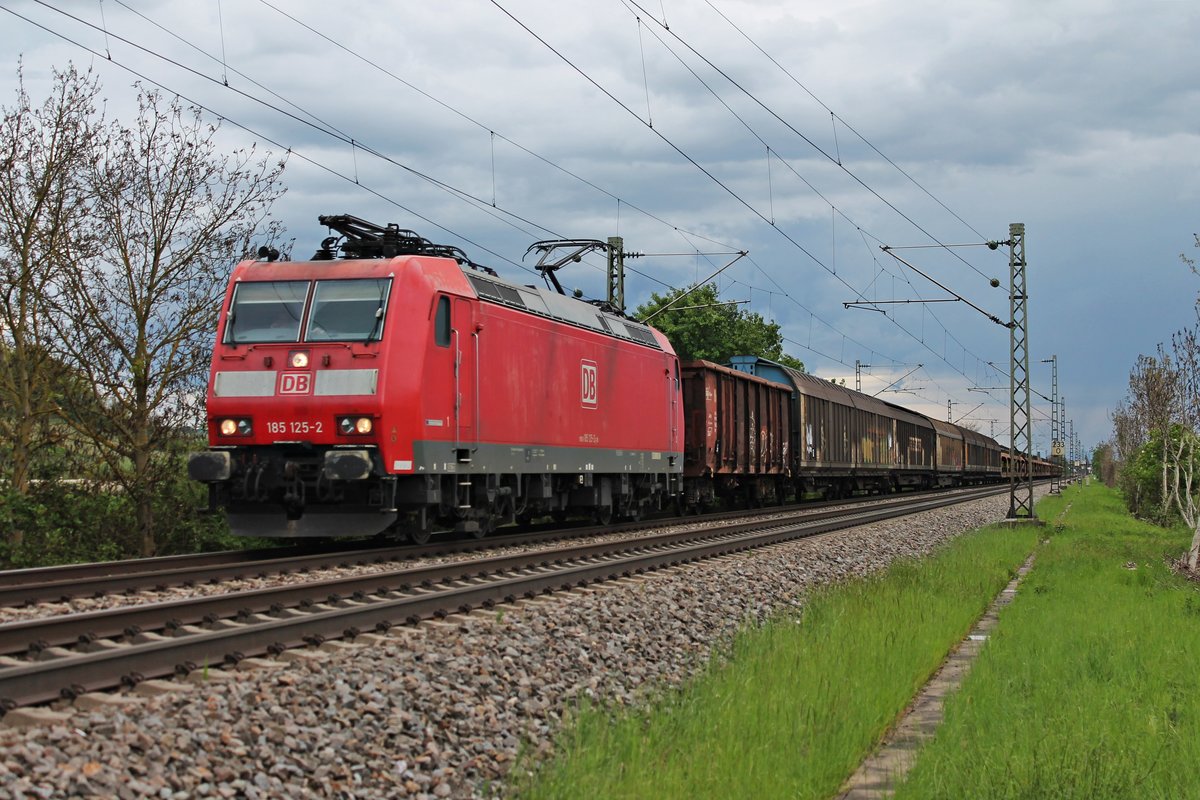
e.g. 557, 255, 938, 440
727, 355, 938, 497
681, 360, 792, 507
963, 427, 1002, 483
931, 419, 965, 486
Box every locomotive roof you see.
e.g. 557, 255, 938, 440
230, 252, 669, 353
462, 269, 666, 351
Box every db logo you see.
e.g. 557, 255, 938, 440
278, 372, 312, 395
581, 360, 598, 408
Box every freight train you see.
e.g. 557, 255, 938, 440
188, 215, 1055, 540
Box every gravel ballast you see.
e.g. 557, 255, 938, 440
0, 493, 1032, 799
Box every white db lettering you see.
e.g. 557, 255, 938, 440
581, 361, 598, 408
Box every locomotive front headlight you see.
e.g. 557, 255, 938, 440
289, 350, 309, 369
338, 416, 374, 435
218, 418, 252, 437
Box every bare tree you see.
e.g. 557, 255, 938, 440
1163, 326, 1200, 570
54, 88, 286, 556
1171, 236, 1200, 569
1110, 401, 1144, 506
1092, 442, 1117, 487
0, 65, 101, 545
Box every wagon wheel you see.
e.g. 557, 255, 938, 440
472, 515, 494, 540
408, 524, 433, 546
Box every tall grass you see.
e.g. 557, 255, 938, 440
895, 481, 1200, 800
513, 523, 1038, 799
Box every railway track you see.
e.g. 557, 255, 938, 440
0, 485, 999, 607
0, 485, 1008, 715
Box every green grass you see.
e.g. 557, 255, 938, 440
894, 481, 1200, 800
512, 518, 1038, 799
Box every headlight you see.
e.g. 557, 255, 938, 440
338, 416, 374, 435
218, 418, 252, 436
289, 350, 309, 368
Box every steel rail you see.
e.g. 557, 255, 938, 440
0, 523, 590, 607
0, 485, 1008, 714
0, 486, 1005, 657
0, 485, 994, 607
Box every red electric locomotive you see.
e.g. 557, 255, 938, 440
189, 216, 684, 540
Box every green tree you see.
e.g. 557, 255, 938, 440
1123, 428, 1168, 521
0, 64, 101, 544
636, 283, 804, 370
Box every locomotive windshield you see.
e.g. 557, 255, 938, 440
225, 281, 309, 343
305, 278, 392, 342
224, 278, 391, 344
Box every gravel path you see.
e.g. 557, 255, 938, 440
0, 492, 1031, 799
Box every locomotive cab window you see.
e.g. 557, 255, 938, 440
306, 278, 392, 343
225, 281, 310, 344
434, 296, 451, 347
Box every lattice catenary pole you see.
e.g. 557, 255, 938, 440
606, 236, 625, 313
1007, 223, 1036, 520
1043, 354, 1061, 495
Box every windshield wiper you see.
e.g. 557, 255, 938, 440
365, 306, 384, 342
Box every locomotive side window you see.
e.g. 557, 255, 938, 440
225, 281, 310, 343
306, 278, 392, 342
434, 296, 451, 347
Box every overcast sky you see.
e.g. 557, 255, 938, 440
2, 0, 1197, 455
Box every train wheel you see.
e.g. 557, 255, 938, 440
472, 516, 494, 540
594, 505, 613, 526
406, 511, 434, 545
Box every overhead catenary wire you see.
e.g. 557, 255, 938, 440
8, 0, 1013, 426
600, 0, 1014, 410
613, 0, 1011, 378
701, 0, 998, 266
0, 3, 535, 276
626, 0, 1000, 288
251, 0, 1003, 406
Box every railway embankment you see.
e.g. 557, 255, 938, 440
514, 495, 1041, 799
518, 481, 1200, 800
1, 492, 1025, 798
